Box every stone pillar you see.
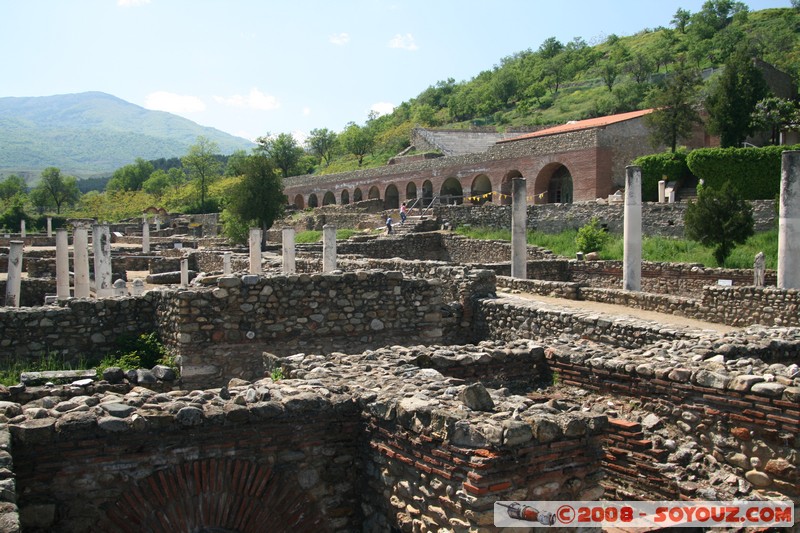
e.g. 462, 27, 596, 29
73, 227, 90, 298
222, 252, 232, 275
20, 220, 26, 239
47, 217, 53, 238
155, 217, 161, 232
623, 165, 642, 291
113, 279, 127, 297
511, 177, 527, 279
4, 241, 23, 307
658, 180, 666, 203
132, 279, 145, 296
322, 224, 336, 273
249, 228, 262, 274
55, 228, 70, 300
180, 258, 189, 287
142, 222, 150, 254
282, 227, 296, 274
778, 151, 800, 289
92, 224, 113, 298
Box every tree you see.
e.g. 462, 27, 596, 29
181, 136, 222, 213
672, 8, 692, 33
224, 150, 250, 177
106, 158, 154, 191
339, 122, 375, 167
142, 167, 185, 197
0, 175, 27, 201
705, 46, 769, 147
685, 182, 754, 266
750, 97, 800, 145
256, 133, 304, 178
32, 167, 79, 214
223, 154, 284, 243
645, 64, 703, 152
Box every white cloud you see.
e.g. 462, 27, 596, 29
329, 33, 350, 46
144, 91, 206, 113
388, 33, 418, 51
117, 0, 151, 7
370, 102, 395, 117
302, 107, 312, 116
293, 130, 309, 145
213, 88, 279, 111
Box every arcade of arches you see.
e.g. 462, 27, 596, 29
288, 163, 584, 211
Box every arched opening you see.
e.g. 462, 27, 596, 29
470, 174, 492, 204
341, 190, 350, 205
322, 191, 336, 206
385, 184, 400, 209
99, 458, 327, 533
294, 194, 305, 209
440, 177, 463, 205
308, 194, 319, 208
421, 180, 433, 207
500, 171, 522, 205
353, 188, 363, 202
368, 186, 380, 200
548, 165, 573, 204
405, 182, 417, 204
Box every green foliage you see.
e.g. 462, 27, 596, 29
306, 128, 338, 167
575, 217, 609, 253
686, 145, 800, 200
644, 63, 703, 152
32, 167, 80, 214
685, 182, 755, 266
339, 122, 376, 167
270, 367, 285, 381
182, 136, 222, 214
0, 353, 90, 387
256, 133, 304, 178
98, 332, 171, 372
750, 97, 800, 145
220, 207, 250, 245
633, 151, 690, 201
106, 158, 154, 192
704, 44, 770, 147
295, 230, 322, 243
223, 154, 285, 235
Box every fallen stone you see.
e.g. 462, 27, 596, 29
459, 383, 494, 412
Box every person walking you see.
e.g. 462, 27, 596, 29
400, 202, 407, 224
386, 216, 393, 234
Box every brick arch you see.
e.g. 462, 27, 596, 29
341, 190, 350, 205
98, 458, 329, 533
470, 174, 492, 204
533, 162, 573, 204
368, 186, 380, 200
405, 182, 417, 202
353, 188, 363, 202
385, 184, 400, 209
500, 170, 523, 205
293, 194, 305, 209
322, 191, 336, 205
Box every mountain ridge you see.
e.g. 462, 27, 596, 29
0, 91, 255, 179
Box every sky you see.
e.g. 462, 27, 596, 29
0, 0, 792, 145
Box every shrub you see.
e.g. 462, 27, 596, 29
685, 183, 754, 266
686, 145, 800, 200
633, 151, 691, 202
575, 217, 609, 253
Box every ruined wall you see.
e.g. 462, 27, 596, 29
0, 296, 157, 364
8, 386, 361, 532
433, 200, 777, 237
0, 279, 57, 307
155, 272, 445, 388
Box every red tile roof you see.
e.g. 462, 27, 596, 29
498, 108, 655, 143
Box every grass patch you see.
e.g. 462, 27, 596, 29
456, 226, 779, 268
295, 230, 322, 243
0, 353, 91, 386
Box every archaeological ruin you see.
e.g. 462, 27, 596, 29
0, 155, 798, 532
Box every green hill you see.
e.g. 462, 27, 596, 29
0, 92, 254, 180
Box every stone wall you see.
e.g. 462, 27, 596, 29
0, 296, 156, 363
8, 384, 361, 532
432, 200, 777, 237
156, 272, 445, 388
0, 279, 57, 307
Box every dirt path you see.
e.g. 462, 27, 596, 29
497, 291, 736, 334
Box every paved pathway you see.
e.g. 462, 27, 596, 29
498, 291, 737, 334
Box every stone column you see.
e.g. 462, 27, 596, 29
132, 279, 145, 296
658, 180, 666, 203
222, 252, 232, 275
47, 217, 53, 238
142, 222, 150, 254
778, 151, 800, 289
511, 177, 527, 279
93, 224, 113, 298
55, 228, 70, 299
322, 224, 336, 273
20, 220, 25, 239
623, 165, 642, 291
249, 228, 262, 274
113, 279, 127, 297
5, 241, 23, 307
180, 258, 189, 287
73, 227, 90, 298
282, 227, 296, 274
155, 217, 161, 232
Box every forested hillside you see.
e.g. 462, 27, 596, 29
308, 4, 799, 176
0, 92, 254, 179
